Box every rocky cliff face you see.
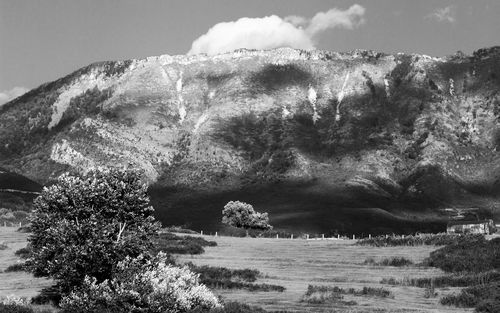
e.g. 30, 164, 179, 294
1, 47, 499, 234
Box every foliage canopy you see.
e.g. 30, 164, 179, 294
221, 201, 272, 230
26, 168, 161, 292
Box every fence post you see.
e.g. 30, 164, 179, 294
201, 230, 203, 235
291, 234, 293, 239
369, 234, 371, 239
337, 234, 340, 239
276, 234, 279, 239
353, 234, 355, 240
215, 232, 218, 237
306, 234, 309, 240
322, 234, 324, 240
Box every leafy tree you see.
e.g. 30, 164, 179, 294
26, 168, 161, 293
221, 201, 272, 230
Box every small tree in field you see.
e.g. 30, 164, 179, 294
26, 168, 161, 294
221, 201, 272, 230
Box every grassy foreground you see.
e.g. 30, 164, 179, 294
177, 234, 472, 312
0, 227, 481, 312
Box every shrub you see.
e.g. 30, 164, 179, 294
0, 243, 7, 250
151, 232, 217, 255
5, 262, 25, 272
440, 282, 500, 310
0, 296, 52, 313
60, 253, 221, 313
381, 271, 500, 288
14, 247, 30, 259
424, 237, 500, 273
26, 168, 161, 294
357, 233, 483, 247
185, 263, 285, 292
364, 257, 413, 266
0, 304, 33, 313
222, 201, 272, 230
303, 285, 393, 300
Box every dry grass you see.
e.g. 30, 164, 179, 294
0, 228, 475, 312
177, 235, 473, 313
0, 228, 52, 299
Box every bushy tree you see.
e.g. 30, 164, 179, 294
26, 168, 161, 293
221, 201, 272, 230
60, 253, 221, 313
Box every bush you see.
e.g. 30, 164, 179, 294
5, 262, 25, 272
60, 253, 221, 313
151, 232, 217, 255
424, 237, 500, 273
221, 201, 272, 230
0, 243, 7, 250
192, 301, 292, 313
381, 271, 500, 288
186, 263, 285, 292
0, 296, 53, 313
0, 304, 33, 313
26, 168, 161, 294
357, 233, 483, 247
302, 285, 393, 300
364, 257, 413, 266
440, 282, 500, 310
14, 247, 30, 259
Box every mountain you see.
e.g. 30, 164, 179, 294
0, 167, 41, 213
1, 47, 499, 234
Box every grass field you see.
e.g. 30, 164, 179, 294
176, 235, 473, 313
0, 227, 474, 312
0, 227, 52, 299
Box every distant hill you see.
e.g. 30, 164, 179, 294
0, 167, 41, 214
1, 47, 499, 234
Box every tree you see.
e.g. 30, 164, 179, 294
26, 168, 161, 293
221, 201, 272, 230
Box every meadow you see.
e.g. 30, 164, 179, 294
0, 227, 481, 312
176, 234, 473, 312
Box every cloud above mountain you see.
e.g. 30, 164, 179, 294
0, 86, 29, 106
426, 6, 457, 24
188, 4, 366, 55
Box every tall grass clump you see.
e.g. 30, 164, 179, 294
364, 257, 413, 266
186, 263, 285, 292
381, 271, 500, 288
302, 285, 393, 303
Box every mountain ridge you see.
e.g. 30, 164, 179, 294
1, 46, 499, 233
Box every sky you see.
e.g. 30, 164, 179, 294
0, 0, 499, 104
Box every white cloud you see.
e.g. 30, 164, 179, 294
426, 6, 456, 23
188, 4, 366, 55
0, 86, 29, 106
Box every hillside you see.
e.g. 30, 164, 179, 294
1, 47, 499, 234
0, 167, 41, 214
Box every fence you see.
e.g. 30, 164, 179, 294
191, 230, 389, 241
